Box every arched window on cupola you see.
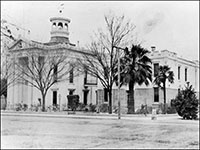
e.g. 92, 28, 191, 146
58, 22, 63, 29
52, 22, 56, 28
64, 23, 68, 30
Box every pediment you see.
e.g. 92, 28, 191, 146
8, 39, 32, 51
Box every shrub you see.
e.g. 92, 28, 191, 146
75, 103, 96, 112
47, 105, 52, 112
67, 95, 79, 111
146, 106, 152, 114
50, 104, 60, 112
172, 84, 199, 120
84, 105, 89, 112
98, 103, 109, 113
15, 103, 22, 111
22, 104, 28, 111
52, 105, 57, 111
14, 103, 28, 111
30, 104, 40, 112
135, 104, 148, 115
166, 104, 177, 114
112, 106, 118, 114
76, 103, 86, 111
156, 103, 176, 114
89, 103, 96, 112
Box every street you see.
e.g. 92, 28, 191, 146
1, 113, 199, 149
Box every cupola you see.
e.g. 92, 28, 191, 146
49, 6, 71, 43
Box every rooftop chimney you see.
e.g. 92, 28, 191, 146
77, 41, 80, 48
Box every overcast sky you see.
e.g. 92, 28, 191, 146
1, 1, 199, 61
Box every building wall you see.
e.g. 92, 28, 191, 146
6, 45, 99, 109
134, 88, 153, 111
131, 49, 199, 111
96, 88, 128, 114
133, 88, 177, 111
6, 42, 199, 112
7, 71, 98, 109
148, 50, 199, 92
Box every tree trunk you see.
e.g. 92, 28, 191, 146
108, 88, 112, 114
128, 81, 135, 114
163, 82, 166, 114
42, 93, 46, 112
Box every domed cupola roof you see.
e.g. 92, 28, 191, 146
49, 5, 71, 43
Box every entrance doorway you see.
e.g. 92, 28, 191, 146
53, 91, 57, 105
83, 90, 89, 105
154, 87, 159, 102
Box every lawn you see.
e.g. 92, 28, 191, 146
1, 114, 199, 149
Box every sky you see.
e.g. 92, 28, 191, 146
1, 1, 199, 61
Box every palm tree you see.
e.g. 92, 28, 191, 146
154, 65, 174, 114
119, 44, 152, 114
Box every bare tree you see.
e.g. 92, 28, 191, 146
77, 12, 135, 114
1, 20, 17, 98
0, 58, 18, 97
14, 50, 73, 111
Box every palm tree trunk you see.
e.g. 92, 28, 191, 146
163, 82, 166, 114
128, 81, 135, 114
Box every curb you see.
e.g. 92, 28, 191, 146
1, 111, 157, 121
1, 112, 125, 120
1, 110, 181, 121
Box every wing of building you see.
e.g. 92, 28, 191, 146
132, 47, 199, 111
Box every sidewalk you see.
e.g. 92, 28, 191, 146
1, 110, 180, 121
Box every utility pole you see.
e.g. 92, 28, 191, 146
113, 46, 127, 120
117, 48, 121, 119
59, 94, 61, 112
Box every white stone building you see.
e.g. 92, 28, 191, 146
132, 47, 199, 110
5, 14, 199, 113
6, 14, 99, 110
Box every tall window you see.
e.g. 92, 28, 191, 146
84, 69, 97, 85
69, 67, 74, 83
53, 65, 58, 82
185, 68, 187, 81
178, 88, 180, 94
178, 66, 180, 80
154, 87, 159, 102
154, 63, 159, 77
84, 70, 87, 84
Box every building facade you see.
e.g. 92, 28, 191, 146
132, 47, 199, 111
6, 14, 199, 113
6, 14, 99, 110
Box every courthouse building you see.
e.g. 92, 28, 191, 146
6, 13, 199, 113
6, 14, 99, 109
